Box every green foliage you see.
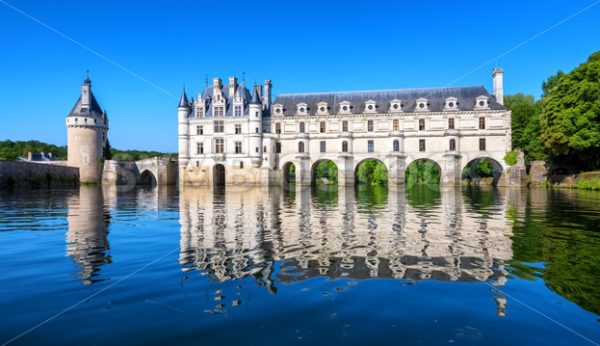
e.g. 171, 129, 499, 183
313, 160, 337, 184
504, 150, 518, 166
356, 159, 388, 185
504, 94, 546, 161
462, 159, 495, 179
406, 160, 440, 185
0, 140, 67, 160
539, 51, 600, 169
541, 70, 566, 97
287, 163, 296, 182
104, 139, 113, 160
0, 139, 173, 162
575, 178, 600, 190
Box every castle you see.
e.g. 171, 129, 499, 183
178, 69, 513, 186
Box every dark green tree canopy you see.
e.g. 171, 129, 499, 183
540, 52, 600, 169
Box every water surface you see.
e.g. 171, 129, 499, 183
0, 185, 599, 345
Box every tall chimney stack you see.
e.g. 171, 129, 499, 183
228, 76, 237, 98
263, 80, 272, 110
492, 67, 504, 105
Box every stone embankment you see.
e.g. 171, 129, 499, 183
0, 160, 79, 188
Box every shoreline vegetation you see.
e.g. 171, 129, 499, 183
0, 140, 175, 161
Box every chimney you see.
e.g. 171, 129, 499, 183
228, 76, 237, 98
212, 77, 222, 90
263, 80, 272, 110
492, 67, 504, 105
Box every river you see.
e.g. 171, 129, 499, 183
0, 185, 598, 345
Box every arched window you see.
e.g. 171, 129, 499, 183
449, 139, 456, 151
342, 141, 348, 152
393, 140, 400, 152
298, 141, 305, 153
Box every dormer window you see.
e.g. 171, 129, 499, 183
272, 103, 284, 116
339, 101, 352, 115
317, 101, 329, 115
296, 103, 308, 116
364, 100, 377, 114
196, 107, 204, 117
416, 98, 429, 112
475, 95, 490, 109
390, 99, 403, 113
444, 97, 458, 111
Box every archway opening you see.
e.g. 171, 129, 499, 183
355, 159, 388, 186
283, 162, 296, 186
462, 158, 503, 186
405, 159, 441, 186
138, 170, 157, 186
213, 164, 226, 187
311, 160, 338, 186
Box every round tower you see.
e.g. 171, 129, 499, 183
177, 87, 190, 183
248, 85, 263, 167
66, 77, 108, 184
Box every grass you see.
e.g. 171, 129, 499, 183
575, 178, 600, 190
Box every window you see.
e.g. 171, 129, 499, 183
255, 127, 259, 133
449, 139, 456, 151
214, 138, 224, 154
479, 117, 486, 130
448, 118, 454, 130
393, 140, 399, 152
342, 141, 348, 152
255, 147, 259, 153
214, 106, 224, 116
298, 141, 305, 153
275, 142, 281, 153
255, 111, 259, 117
320, 141, 326, 153
214, 120, 224, 133
234, 105, 242, 116
299, 122, 305, 133
479, 138, 486, 151
320, 121, 326, 133
240, 162, 244, 169
235, 124, 242, 134
419, 119, 425, 131
196, 142, 204, 154
235, 141, 242, 154
393, 119, 399, 131
342, 120, 348, 132
196, 108, 203, 117
196, 125, 203, 135
275, 123, 281, 134
419, 139, 426, 152
367, 120, 374, 132
368, 140, 374, 153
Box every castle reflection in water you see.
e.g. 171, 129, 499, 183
177, 186, 514, 288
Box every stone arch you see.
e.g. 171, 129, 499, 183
282, 161, 296, 185
354, 158, 388, 185
461, 157, 504, 186
138, 169, 157, 186
213, 163, 226, 186
310, 159, 338, 185
405, 158, 442, 185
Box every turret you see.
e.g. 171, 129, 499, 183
492, 67, 504, 105
178, 86, 190, 170
66, 76, 108, 184
248, 85, 263, 167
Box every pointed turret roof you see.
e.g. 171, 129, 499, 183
250, 85, 261, 105
178, 87, 189, 108
67, 78, 104, 117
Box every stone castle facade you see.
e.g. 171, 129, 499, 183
178, 68, 512, 186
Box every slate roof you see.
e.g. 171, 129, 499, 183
67, 80, 105, 118
194, 84, 255, 117
273, 86, 506, 115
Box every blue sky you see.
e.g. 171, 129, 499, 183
1, 0, 599, 152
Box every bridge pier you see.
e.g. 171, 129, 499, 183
338, 154, 355, 186
296, 155, 312, 186
441, 153, 461, 186
387, 153, 407, 185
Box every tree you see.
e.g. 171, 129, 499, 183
314, 160, 337, 184
356, 159, 388, 185
540, 51, 600, 169
542, 70, 566, 97
406, 160, 440, 185
504, 94, 545, 161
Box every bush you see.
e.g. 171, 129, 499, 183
504, 150, 518, 166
